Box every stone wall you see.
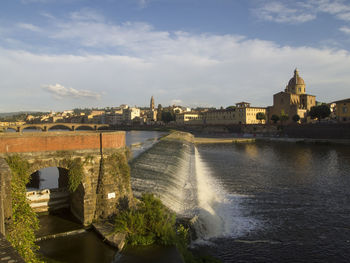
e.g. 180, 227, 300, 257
0, 131, 133, 229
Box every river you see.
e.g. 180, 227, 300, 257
192, 141, 350, 263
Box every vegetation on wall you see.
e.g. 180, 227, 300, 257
114, 193, 221, 263
61, 157, 84, 192
5, 155, 43, 263
104, 150, 130, 181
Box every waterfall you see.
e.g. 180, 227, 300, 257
131, 139, 257, 241
192, 147, 234, 239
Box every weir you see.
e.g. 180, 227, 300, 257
130, 132, 236, 240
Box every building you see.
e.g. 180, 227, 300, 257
334, 98, 350, 122
148, 96, 157, 121
175, 112, 203, 125
268, 69, 316, 124
204, 102, 266, 125
123, 107, 140, 123
176, 102, 266, 125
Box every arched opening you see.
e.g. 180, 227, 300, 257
22, 126, 42, 132
48, 125, 71, 131
75, 126, 94, 131
26, 167, 70, 213
26, 167, 83, 238
4, 128, 16, 133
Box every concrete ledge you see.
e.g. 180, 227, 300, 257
92, 222, 126, 251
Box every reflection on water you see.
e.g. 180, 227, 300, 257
195, 141, 350, 263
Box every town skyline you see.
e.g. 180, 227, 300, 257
1, 0, 350, 112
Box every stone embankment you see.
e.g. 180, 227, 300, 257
93, 222, 126, 251
0, 234, 25, 263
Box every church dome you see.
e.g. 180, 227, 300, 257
286, 68, 306, 94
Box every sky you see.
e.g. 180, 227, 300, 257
1, 0, 350, 112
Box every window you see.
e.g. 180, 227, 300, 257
343, 107, 348, 113
298, 88, 301, 92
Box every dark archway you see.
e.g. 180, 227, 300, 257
26, 167, 68, 191
48, 125, 72, 131
75, 126, 94, 131
4, 128, 16, 133
26, 167, 70, 214
97, 126, 109, 131
22, 126, 43, 132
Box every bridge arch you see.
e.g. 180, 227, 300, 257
48, 124, 73, 131
75, 125, 94, 131
97, 125, 109, 130
21, 126, 43, 132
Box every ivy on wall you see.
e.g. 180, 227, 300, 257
104, 150, 130, 181
5, 155, 43, 263
60, 157, 84, 193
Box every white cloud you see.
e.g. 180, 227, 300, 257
17, 23, 41, 32
254, 2, 316, 24
254, 0, 350, 24
43, 84, 102, 100
339, 26, 350, 34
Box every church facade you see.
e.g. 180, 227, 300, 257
268, 69, 316, 124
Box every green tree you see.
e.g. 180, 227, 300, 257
161, 111, 175, 123
271, 114, 280, 124
292, 114, 300, 123
256, 112, 266, 123
226, 106, 236, 110
309, 104, 331, 122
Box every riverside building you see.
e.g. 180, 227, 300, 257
268, 69, 316, 124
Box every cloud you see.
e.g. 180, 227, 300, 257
254, 0, 350, 24
339, 26, 350, 34
0, 11, 350, 111
42, 84, 102, 100
17, 23, 41, 32
171, 99, 183, 106
253, 2, 316, 24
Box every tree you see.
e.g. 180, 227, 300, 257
309, 104, 331, 122
161, 111, 175, 123
280, 110, 289, 125
226, 106, 236, 110
256, 112, 266, 123
271, 114, 280, 124
292, 114, 300, 123
157, 104, 163, 121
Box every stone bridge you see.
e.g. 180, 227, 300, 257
0, 131, 133, 235
0, 123, 109, 132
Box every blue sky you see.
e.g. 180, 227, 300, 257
1, 0, 350, 112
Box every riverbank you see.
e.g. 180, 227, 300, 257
192, 135, 350, 145
194, 137, 255, 144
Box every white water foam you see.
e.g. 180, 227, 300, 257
193, 147, 259, 241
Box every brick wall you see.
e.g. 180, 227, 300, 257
0, 132, 125, 154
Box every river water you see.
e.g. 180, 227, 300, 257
193, 141, 350, 263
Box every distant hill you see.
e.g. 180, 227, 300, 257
0, 111, 39, 118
